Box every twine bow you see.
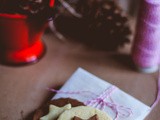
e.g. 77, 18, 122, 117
48, 86, 132, 120
84, 86, 132, 120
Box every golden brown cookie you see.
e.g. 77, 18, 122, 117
57, 106, 112, 120
40, 104, 71, 120
33, 98, 85, 120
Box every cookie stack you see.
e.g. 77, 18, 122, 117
33, 98, 112, 120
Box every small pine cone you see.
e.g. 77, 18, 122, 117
76, 0, 131, 51
19, 0, 52, 16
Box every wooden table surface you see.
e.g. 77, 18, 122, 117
0, 33, 159, 120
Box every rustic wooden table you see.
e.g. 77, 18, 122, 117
0, 33, 159, 120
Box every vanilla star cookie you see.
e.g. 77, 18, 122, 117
57, 106, 112, 120
40, 104, 71, 120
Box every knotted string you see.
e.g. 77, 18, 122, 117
47, 88, 98, 98
84, 86, 132, 120
151, 69, 160, 109
48, 86, 132, 120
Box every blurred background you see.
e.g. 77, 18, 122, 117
117, 0, 140, 16
52, 0, 141, 52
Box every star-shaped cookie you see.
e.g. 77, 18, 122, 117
57, 106, 112, 120
40, 104, 71, 120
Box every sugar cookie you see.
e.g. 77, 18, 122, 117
33, 98, 85, 120
40, 104, 71, 120
57, 106, 112, 120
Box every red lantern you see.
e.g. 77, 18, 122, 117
50, 0, 55, 7
0, 13, 48, 65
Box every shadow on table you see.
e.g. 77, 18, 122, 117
110, 54, 136, 71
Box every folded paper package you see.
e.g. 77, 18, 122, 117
51, 68, 151, 120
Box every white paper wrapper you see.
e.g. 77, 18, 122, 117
53, 68, 151, 120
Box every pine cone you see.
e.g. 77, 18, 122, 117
76, 0, 131, 50
0, 0, 53, 18
55, 0, 131, 51
19, 0, 53, 17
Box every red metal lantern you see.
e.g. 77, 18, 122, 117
0, 13, 47, 65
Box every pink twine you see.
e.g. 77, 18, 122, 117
48, 86, 132, 120
132, 0, 160, 68
85, 86, 132, 119
47, 88, 97, 97
151, 69, 160, 108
